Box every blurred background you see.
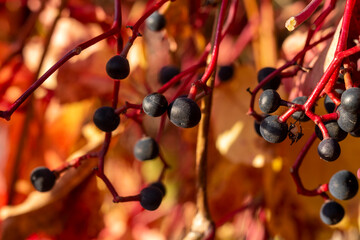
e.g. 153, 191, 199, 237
0, 0, 359, 239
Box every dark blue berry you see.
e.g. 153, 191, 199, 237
106, 55, 130, 80
218, 65, 234, 82
314, 121, 347, 142
159, 66, 180, 85
329, 170, 358, 200
317, 138, 340, 162
259, 89, 281, 113
257, 67, 281, 90
142, 93, 168, 117
30, 167, 56, 192
320, 201, 344, 225
134, 137, 159, 161
168, 97, 201, 128
259, 115, 288, 143
140, 186, 163, 210
146, 11, 166, 31
93, 107, 120, 132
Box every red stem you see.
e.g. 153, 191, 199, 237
120, 0, 170, 58
114, 102, 142, 115
323, 0, 355, 93
157, 62, 206, 94
299, 0, 336, 67
188, 0, 229, 100
304, 45, 360, 112
0, 26, 120, 121
290, 132, 329, 196
285, 0, 323, 31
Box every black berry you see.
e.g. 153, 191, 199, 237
218, 64, 234, 82
159, 65, 180, 85
134, 137, 159, 161
254, 120, 261, 137
149, 181, 166, 196
320, 200, 345, 225
93, 107, 120, 132
257, 67, 281, 90
106, 55, 130, 80
329, 170, 358, 200
259, 115, 288, 143
314, 121, 347, 142
317, 138, 341, 162
340, 87, 360, 113
142, 93, 168, 117
146, 11, 166, 31
30, 167, 56, 192
350, 128, 360, 137
168, 97, 201, 128
259, 89, 281, 113
140, 186, 163, 211
337, 105, 360, 133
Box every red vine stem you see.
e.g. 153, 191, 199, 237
323, 0, 356, 94
187, 0, 229, 100
285, 0, 323, 31
303, 44, 360, 112
278, 44, 360, 139
299, 0, 336, 67
0, 25, 120, 121
290, 132, 329, 196
54, 152, 99, 175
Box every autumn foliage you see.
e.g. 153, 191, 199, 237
0, 0, 360, 240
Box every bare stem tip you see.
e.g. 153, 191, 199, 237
285, 17, 297, 32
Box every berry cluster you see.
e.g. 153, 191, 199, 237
26, 0, 215, 214
253, 64, 360, 225
30, 49, 203, 210
246, 0, 360, 227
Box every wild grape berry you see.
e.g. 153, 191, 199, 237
106, 55, 130, 79
254, 120, 261, 137
168, 97, 201, 128
30, 167, 56, 192
314, 121, 347, 142
218, 64, 234, 82
142, 93, 168, 117
146, 11, 166, 31
350, 128, 360, 137
329, 170, 358, 200
149, 181, 166, 196
134, 137, 159, 161
340, 87, 360, 113
93, 107, 120, 132
257, 67, 281, 90
337, 105, 360, 133
317, 138, 340, 162
159, 65, 180, 85
140, 186, 163, 211
324, 95, 335, 113
291, 96, 311, 122
259, 115, 288, 143
259, 89, 281, 113
320, 200, 345, 225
